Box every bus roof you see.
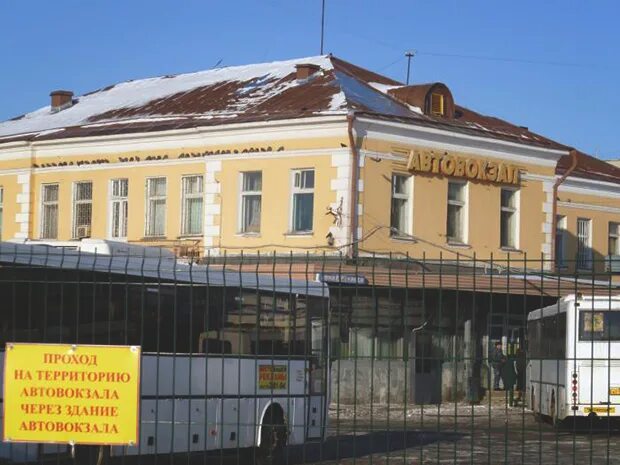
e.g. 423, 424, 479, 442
0, 241, 329, 298
528, 294, 620, 320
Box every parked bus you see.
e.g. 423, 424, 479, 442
0, 241, 330, 464
527, 294, 620, 424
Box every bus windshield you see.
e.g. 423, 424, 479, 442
579, 311, 620, 341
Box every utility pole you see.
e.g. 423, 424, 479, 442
405, 51, 415, 85
320, 0, 326, 54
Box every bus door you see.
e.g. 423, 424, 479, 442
410, 330, 442, 404
306, 318, 328, 439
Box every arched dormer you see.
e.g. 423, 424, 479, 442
388, 82, 455, 119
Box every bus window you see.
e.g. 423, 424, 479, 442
579, 311, 620, 341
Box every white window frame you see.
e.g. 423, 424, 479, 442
390, 173, 413, 237
499, 187, 520, 249
72, 181, 93, 239
40, 183, 59, 239
109, 179, 128, 240
609, 222, 620, 256
289, 169, 315, 234
555, 215, 567, 267
446, 181, 468, 244
239, 171, 262, 234
145, 177, 167, 237
577, 217, 592, 270
180, 175, 204, 236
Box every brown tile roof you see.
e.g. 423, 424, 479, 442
556, 150, 620, 184
1, 54, 617, 184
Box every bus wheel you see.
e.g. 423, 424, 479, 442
258, 407, 287, 465
73, 445, 110, 465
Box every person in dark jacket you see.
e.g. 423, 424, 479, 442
500, 355, 517, 406
515, 348, 527, 404
491, 341, 504, 390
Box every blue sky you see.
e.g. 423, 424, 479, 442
1, 0, 618, 158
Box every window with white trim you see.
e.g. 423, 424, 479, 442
390, 174, 412, 236
291, 169, 314, 233
446, 181, 467, 243
41, 184, 59, 239
181, 175, 203, 236
110, 179, 128, 239
73, 181, 92, 239
145, 177, 166, 237
555, 215, 567, 266
500, 188, 518, 248
609, 222, 620, 256
577, 217, 592, 269
240, 172, 262, 233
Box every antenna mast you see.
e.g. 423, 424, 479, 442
405, 51, 416, 85
320, 0, 326, 54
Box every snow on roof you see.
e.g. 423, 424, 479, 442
0, 241, 329, 297
0, 54, 588, 159
0, 56, 342, 139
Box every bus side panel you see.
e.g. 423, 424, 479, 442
528, 359, 566, 419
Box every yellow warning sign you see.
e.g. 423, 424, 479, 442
3, 343, 141, 445
258, 364, 287, 390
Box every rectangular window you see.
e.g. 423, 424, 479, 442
41, 184, 59, 239
240, 172, 262, 233
291, 169, 314, 233
181, 175, 203, 236
500, 188, 518, 248
145, 177, 167, 237
609, 222, 620, 256
579, 311, 620, 341
430, 93, 444, 116
73, 181, 92, 239
390, 174, 412, 236
446, 181, 466, 243
110, 179, 128, 239
555, 215, 567, 266
577, 217, 592, 269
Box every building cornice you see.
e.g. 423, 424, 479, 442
355, 116, 568, 168
0, 115, 349, 160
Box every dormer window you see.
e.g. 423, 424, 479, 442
431, 93, 444, 117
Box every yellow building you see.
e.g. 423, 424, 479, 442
0, 55, 618, 275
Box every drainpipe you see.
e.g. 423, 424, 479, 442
550, 148, 578, 271
346, 112, 359, 259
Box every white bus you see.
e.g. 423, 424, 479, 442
527, 294, 620, 424
0, 241, 331, 464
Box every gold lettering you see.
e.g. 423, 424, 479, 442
486, 162, 498, 182
430, 153, 441, 173
441, 156, 456, 175
420, 152, 433, 172
466, 159, 478, 178
407, 150, 420, 171
477, 161, 488, 181
454, 158, 466, 177
496, 164, 507, 183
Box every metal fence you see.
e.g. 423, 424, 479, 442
0, 242, 619, 464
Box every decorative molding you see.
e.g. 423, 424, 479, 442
13, 171, 31, 239
203, 161, 222, 256
17, 148, 349, 175
558, 201, 620, 215
329, 152, 352, 250
356, 117, 568, 168
0, 116, 349, 160
559, 177, 620, 199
